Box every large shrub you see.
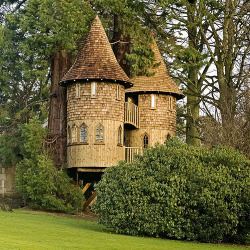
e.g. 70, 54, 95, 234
94, 138, 249, 243
16, 118, 84, 214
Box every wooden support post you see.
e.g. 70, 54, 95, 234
88, 196, 97, 207
83, 191, 97, 211
82, 183, 91, 194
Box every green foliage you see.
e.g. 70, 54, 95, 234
15, 118, 84, 214
94, 138, 249, 243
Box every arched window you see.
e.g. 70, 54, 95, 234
143, 133, 149, 148
118, 126, 122, 145
68, 126, 71, 144
167, 133, 171, 140
72, 124, 77, 143
80, 123, 87, 143
96, 123, 104, 142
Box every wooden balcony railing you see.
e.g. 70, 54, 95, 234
124, 102, 139, 128
125, 147, 142, 163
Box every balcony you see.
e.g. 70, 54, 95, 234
125, 147, 142, 163
124, 102, 139, 128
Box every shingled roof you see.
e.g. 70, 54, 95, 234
126, 37, 184, 99
60, 16, 131, 88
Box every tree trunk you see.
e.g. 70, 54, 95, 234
48, 50, 72, 167
186, 1, 200, 146
112, 14, 131, 76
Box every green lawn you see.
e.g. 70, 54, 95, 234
0, 210, 248, 250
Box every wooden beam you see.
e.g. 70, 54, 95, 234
89, 196, 97, 207
77, 168, 106, 173
82, 183, 91, 194
83, 191, 97, 211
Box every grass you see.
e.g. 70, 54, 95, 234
0, 209, 248, 250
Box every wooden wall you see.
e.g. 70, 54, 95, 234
67, 81, 125, 122
67, 81, 125, 168
124, 93, 177, 148
67, 120, 125, 168
124, 128, 175, 148
138, 94, 176, 130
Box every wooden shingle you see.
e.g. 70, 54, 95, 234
126, 37, 184, 100
60, 16, 131, 88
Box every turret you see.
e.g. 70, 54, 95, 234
60, 16, 132, 171
124, 36, 184, 151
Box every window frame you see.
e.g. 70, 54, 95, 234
117, 125, 123, 146
91, 82, 96, 98
68, 126, 72, 144
116, 85, 121, 100
71, 124, 78, 144
95, 123, 104, 144
143, 133, 149, 149
151, 94, 156, 109
76, 83, 80, 98
169, 96, 173, 110
80, 123, 88, 144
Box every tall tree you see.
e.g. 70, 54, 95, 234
156, 0, 212, 146
198, 0, 250, 156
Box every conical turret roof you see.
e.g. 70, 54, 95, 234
60, 16, 131, 87
126, 37, 184, 99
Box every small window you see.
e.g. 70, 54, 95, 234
91, 82, 96, 97
80, 123, 87, 143
76, 84, 80, 98
72, 125, 77, 143
68, 127, 71, 144
143, 133, 149, 148
167, 133, 171, 140
169, 96, 173, 110
118, 126, 122, 145
96, 123, 104, 142
117, 85, 121, 100
151, 94, 156, 108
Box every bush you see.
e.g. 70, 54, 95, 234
93, 138, 249, 243
16, 118, 84, 214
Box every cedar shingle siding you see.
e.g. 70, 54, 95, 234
126, 37, 184, 99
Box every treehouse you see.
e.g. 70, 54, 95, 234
60, 16, 184, 174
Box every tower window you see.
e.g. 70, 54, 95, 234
151, 94, 156, 109
80, 123, 87, 143
76, 84, 80, 98
96, 123, 104, 142
143, 133, 149, 148
169, 96, 173, 110
118, 126, 122, 145
68, 127, 71, 144
117, 85, 121, 100
72, 125, 77, 143
167, 133, 171, 140
91, 82, 96, 97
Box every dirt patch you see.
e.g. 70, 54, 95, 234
0, 196, 98, 221
0, 196, 24, 210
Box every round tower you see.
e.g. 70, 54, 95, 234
60, 16, 132, 170
124, 36, 184, 149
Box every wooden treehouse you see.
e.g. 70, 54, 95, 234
59, 16, 184, 209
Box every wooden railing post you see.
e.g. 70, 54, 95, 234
125, 147, 142, 163
124, 102, 139, 128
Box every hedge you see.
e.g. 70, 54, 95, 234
93, 138, 249, 243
